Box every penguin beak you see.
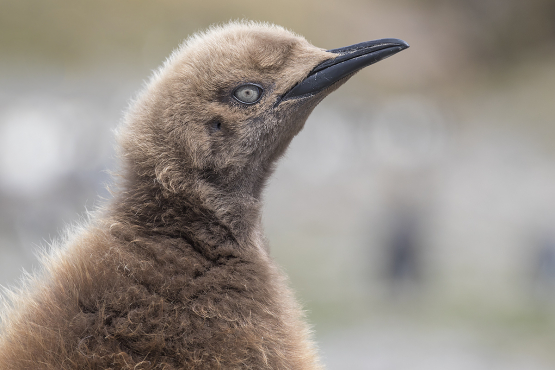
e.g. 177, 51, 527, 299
281, 38, 409, 102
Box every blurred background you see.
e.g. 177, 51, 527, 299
1, 0, 555, 368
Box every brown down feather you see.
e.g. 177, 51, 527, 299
0, 21, 347, 369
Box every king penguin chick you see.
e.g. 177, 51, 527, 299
0, 21, 408, 370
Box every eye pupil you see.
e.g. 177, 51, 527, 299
233, 84, 262, 104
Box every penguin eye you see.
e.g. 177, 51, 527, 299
232, 84, 263, 105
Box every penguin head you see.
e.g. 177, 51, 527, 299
119, 21, 408, 199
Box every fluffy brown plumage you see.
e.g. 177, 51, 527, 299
0, 21, 404, 369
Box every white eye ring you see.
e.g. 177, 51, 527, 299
233, 84, 263, 105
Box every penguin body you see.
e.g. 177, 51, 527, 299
0, 21, 407, 369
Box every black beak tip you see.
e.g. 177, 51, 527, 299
398, 39, 410, 50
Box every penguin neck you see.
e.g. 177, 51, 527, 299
109, 170, 264, 254
222, 162, 275, 201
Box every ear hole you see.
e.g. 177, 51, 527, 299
208, 119, 222, 133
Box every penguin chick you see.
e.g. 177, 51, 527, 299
0, 21, 408, 370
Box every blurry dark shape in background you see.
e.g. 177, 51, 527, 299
532, 233, 555, 302
384, 205, 424, 294
2, 0, 555, 368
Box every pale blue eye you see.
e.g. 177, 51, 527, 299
233, 84, 263, 104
